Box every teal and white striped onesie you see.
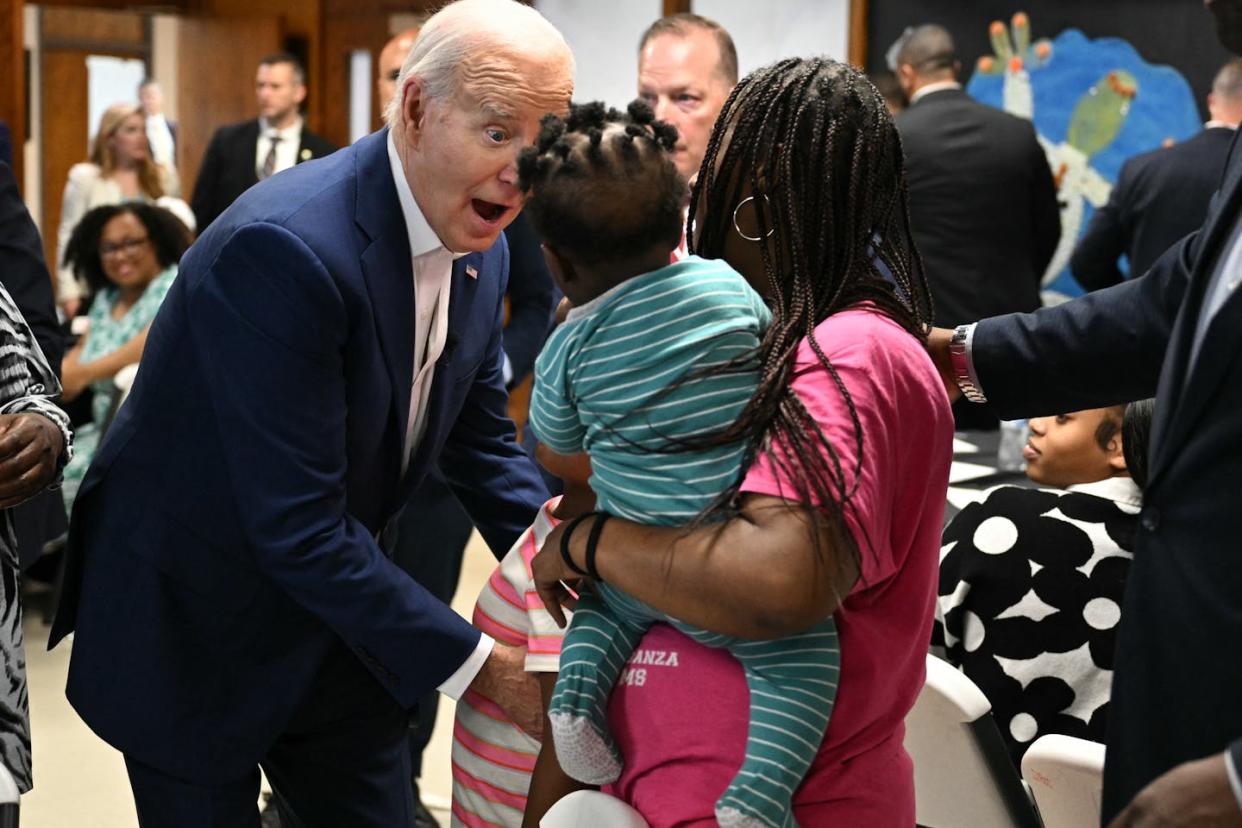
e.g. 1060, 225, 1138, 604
529, 256, 839, 828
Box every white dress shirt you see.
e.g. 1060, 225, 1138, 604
385, 131, 494, 699
145, 113, 176, 169
255, 117, 304, 180
909, 80, 962, 105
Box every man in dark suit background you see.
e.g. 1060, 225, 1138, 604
1072, 59, 1242, 291
190, 53, 336, 232
51, 1, 574, 823
0, 162, 67, 571
930, 1, 1242, 822
896, 24, 1060, 429
139, 79, 178, 182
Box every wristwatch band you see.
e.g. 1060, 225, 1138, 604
949, 324, 988, 404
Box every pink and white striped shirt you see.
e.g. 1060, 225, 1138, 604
451, 498, 567, 827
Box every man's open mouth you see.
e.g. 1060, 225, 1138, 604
472, 199, 508, 224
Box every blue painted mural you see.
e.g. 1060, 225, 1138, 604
966, 14, 1202, 300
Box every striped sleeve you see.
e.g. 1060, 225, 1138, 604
0, 282, 72, 477
520, 500, 569, 673
528, 324, 586, 455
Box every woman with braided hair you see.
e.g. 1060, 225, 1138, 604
531, 57, 953, 825
519, 99, 839, 828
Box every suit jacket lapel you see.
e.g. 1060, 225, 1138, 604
355, 129, 415, 495
400, 253, 483, 498
1148, 132, 1242, 484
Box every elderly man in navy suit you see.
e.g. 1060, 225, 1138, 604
50, 1, 572, 824
931, 1, 1242, 824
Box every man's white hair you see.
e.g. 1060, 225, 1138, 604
384, 0, 573, 125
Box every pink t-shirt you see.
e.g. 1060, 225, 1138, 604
603, 307, 953, 826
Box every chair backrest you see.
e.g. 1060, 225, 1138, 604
540, 790, 650, 828
905, 655, 1042, 828
1021, 734, 1105, 828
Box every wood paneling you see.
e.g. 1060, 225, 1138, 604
33, 0, 193, 9
199, 0, 321, 131
319, 12, 387, 148
663, 0, 691, 17
175, 15, 281, 201
42, 7, 145, 48
40, 47, 90, 272
849, 0, 868, 68
0, 0, 23, 185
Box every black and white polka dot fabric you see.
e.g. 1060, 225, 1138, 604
933, 477, 1141, 766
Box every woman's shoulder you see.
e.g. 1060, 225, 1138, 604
802, 308, 939, 389
809, 306, 917, 349
66, 163, 102, 186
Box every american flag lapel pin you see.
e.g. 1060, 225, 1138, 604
465, 264, 478, 280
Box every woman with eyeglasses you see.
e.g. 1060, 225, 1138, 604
55, 103, 194, 319
59, 203, 190, 510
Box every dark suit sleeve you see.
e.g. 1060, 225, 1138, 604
1027, 125, 1061, 283
972, 230, 1194, 418
499, 211, 553, 386
0, 163, 63, 373
192, 222, 480, 705
191, 130, 226, 232
1071, 161, 1132, 292
439, 238, 549, 559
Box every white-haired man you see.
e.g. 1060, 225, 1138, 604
50, 1, 573, 825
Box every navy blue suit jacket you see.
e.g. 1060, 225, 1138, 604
972, 130, 1242, 820
1071, 126, 1235, 290
49, 128, 548, 783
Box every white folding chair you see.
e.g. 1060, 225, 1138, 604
540, 790, 650, 828
905, 654, 1041, 828
1021, 734, 1105, 828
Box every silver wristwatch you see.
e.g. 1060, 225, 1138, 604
948, 324, 988, 403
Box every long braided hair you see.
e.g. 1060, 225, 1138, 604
688, 57, 934, 567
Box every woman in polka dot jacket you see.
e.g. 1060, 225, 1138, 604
933, 401, 1153, 766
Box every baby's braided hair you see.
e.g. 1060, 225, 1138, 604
517, 100, 685, 266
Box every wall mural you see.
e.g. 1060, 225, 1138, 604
965, 13, 1202, 302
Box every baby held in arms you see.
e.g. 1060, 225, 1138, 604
521, 100, 839, 828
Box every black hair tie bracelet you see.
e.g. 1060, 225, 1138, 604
583, 512, 612, 583
559, 512, 595, 578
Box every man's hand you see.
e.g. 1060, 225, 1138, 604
1109, 754, 1242, 827
927, 326, 964, 402
469, 642, 544, 739
0, 413, 65, 509
531, 520, 587, 629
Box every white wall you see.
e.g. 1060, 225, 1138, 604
151, 15, 180, 122
695, 0, 850, 75
535, 0, 662, 109
535, 1, 852, 109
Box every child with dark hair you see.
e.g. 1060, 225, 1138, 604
935, 401, 1155, 765
522, 101, 839, 828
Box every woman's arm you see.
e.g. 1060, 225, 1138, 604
533, 494, 860, 641
521, 673, 592, 827
61, 324, 150, 401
